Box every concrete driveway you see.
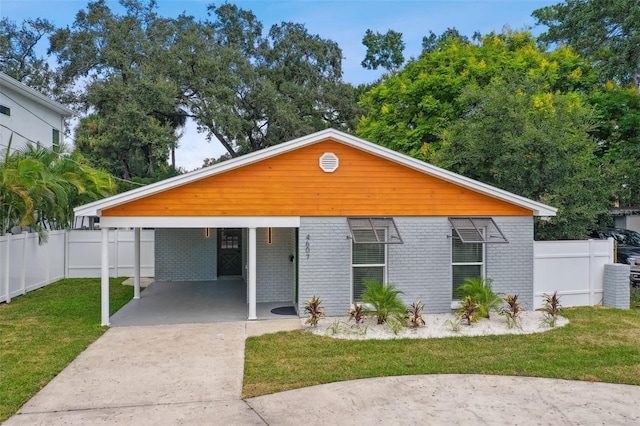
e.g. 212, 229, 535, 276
5, 320, 640, 425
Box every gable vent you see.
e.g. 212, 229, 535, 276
319, 152, 339, 172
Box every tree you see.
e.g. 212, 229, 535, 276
533, 0, 640, 88
590, 85, 640, 206
0, 137, 115, 240
432, 76, 611, 239
179, 4, 360, 157
49, 0, 185, 179
0, 17, 58, 94
357, 30, 597, 158
361, 29, 405, 72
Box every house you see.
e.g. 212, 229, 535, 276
611, 207, 640, 233
0, 72, 73, 152
74, 129, 557, 326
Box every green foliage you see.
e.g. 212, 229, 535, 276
433, 76, 610, 239
590, 86, 640, 207
0, 17, 58, 94
406, 300, 426, 328
501, 294, 524, 329
361, 280, 406, 325
361, 29, 405, 72
357, 30, 597, 158
541, 291, 563, 327
455, 277, 502, 319
534, 0, 640, 88
0, 139, 115, 239
304, 295, 325, 327
631, 286, 640, 309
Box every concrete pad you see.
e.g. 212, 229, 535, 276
121, 277, 154, 287
246, 318, 302, 337
247, 374, 640, 425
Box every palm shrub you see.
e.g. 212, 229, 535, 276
361, 280, 406, 325
455, 277, 502, 319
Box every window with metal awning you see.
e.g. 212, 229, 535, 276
347, 217, 403, 244
448, 217, 508, 244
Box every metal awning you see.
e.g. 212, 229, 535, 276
347, 217, 403, 244
448, 217, 508, 244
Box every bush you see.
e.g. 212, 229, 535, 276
361, 280, 406, 325
455, 277, 502, 319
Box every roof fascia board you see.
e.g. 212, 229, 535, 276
100, 216, 301, 228
0, 72, 74, 117
75, 128, 557, 217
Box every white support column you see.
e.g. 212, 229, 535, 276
101, 227, 110, 326
134, 227, 141, 299
248, 227, 257, 320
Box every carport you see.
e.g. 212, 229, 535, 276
108, 279, 298, 326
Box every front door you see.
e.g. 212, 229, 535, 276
218, 228, 242, 276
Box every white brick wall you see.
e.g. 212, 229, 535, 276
256, 227, 295, 303
155, 228, 218, 281
298, 216, 535, 316
487, 217, 534, 309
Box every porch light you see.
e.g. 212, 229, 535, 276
204, 228, 211, 238
268, 227, 273, 244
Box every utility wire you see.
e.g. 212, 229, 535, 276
0, 128, 146, 187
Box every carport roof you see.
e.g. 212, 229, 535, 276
74, 129, 557, 218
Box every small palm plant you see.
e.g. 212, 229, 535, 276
455, 277, 502, 319
304, 295, 325, 327
361, 280, 406, 325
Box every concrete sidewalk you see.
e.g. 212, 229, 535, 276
5, 320, 640, 425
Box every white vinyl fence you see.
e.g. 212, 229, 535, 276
66, 229, 155, 278
533, 239, 614, 309
0, 230, 66, 303
1, 229, 154, 303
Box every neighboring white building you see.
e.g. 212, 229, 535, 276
0, 72, 73, 153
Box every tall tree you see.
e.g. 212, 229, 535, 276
49, 0, 184, 179
361, 29, 405, 72
533, 0, 640, 88
0, 17, 58, 94
179, 4, 360, 157
357, 30, 597, 157
433, 76, 610, 239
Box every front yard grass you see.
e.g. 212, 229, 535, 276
0, 278, 132, 422
243, 306, 640, 398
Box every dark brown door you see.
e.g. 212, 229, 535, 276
218, 228, 242, 276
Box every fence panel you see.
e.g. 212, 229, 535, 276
66, 229, 155, 278
533, 239, 614, 309
0, 230, 66, 303
1, 229, 154, 304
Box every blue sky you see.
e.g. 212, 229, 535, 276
1, 0, 557, 169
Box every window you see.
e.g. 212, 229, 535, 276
451, 233, 484, 298
0, 105, 10, 116
52, 129, 60, 149
352, 228, 386, 301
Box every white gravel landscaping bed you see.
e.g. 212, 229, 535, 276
302, 311, 569, 340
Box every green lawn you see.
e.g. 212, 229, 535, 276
243, 306, 640, 398
0, 278, 132, 422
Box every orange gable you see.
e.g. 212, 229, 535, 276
103, 140, 531, 217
